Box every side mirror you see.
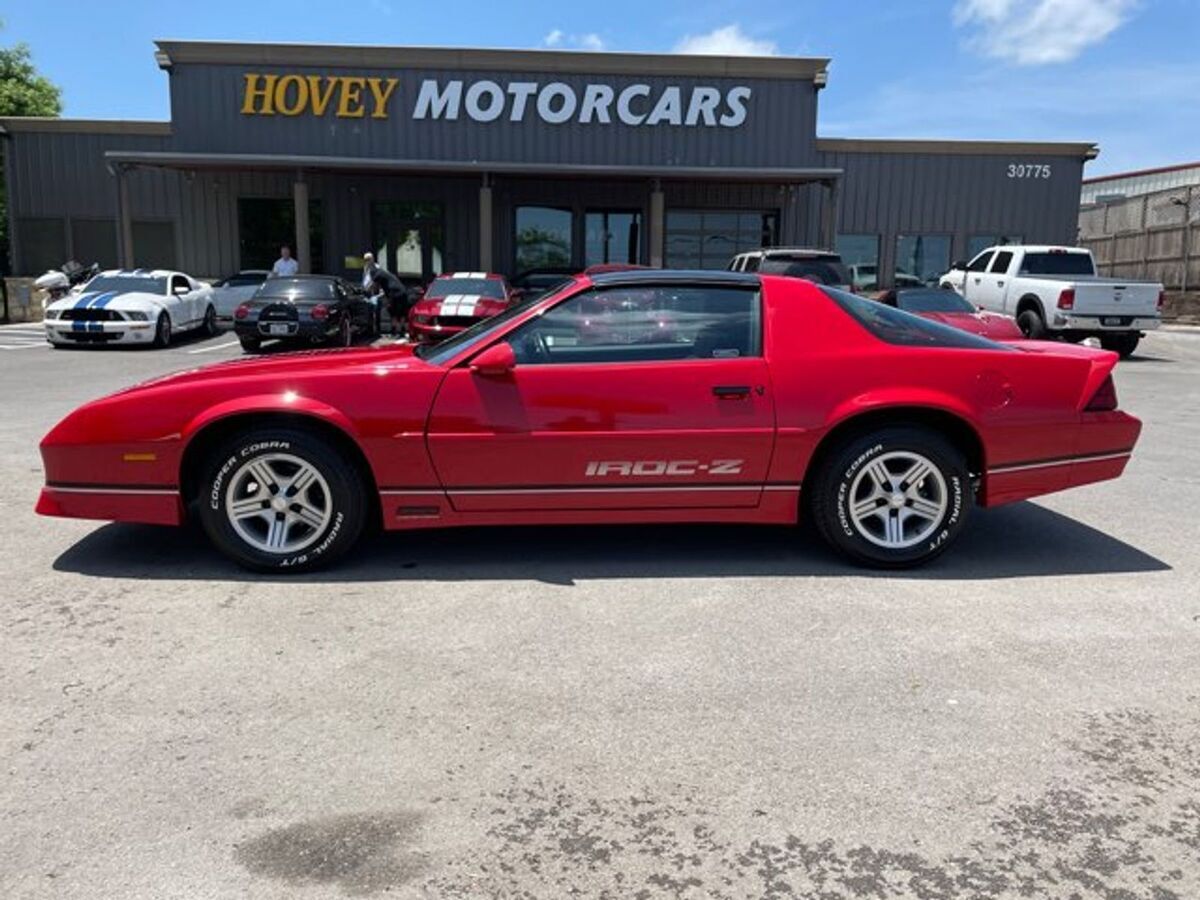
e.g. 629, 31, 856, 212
172, 284, 190, 296
470, 341, 516, 377
951, 260, 967, 271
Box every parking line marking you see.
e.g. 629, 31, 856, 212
0, 343, 46, 350
187, 339, 241, 354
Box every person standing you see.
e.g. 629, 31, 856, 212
271, 245, 299, 277
361, 252, 382, 334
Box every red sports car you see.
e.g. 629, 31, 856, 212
880, 287, 1023, 340
37, 271, 1140, 572
407, 271, 516, 343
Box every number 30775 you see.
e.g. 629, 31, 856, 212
1007, 163, 1052, 179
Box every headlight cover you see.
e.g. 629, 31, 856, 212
124, 311, 149, 321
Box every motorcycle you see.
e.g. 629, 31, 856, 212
34, 260, 101, 309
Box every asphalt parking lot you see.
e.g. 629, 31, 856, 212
2, 323, 1199, 899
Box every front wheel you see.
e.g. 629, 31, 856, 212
152, 312, 172, 348
196, 428, 367, 572
808, 426, 972, 568
1100, 333, 1139, 358
201, 304, 218, 337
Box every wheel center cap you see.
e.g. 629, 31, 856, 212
889, 493, 906, 508
271, 497, 288, 513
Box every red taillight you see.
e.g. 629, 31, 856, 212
1057, 288, 1075, 310
311, 303, 329, 321
234, 304, 250, 320
1157, 290, 1165, 312
1085, 374, 1118, 412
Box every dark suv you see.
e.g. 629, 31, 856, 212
728, 248, 853, 291
233, 275, 376, 353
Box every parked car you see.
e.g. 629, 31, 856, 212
209, 270, 269, 324
939, 245, 1163, 357
849, 264, 922, 292
38, 270, 1141, 573
407, 272, 518, 343
510, 266, 577, 301
43, 269, 217, 348
233, 275, 375, 353
728, 248, 853, 291
877, 288, 1023, 340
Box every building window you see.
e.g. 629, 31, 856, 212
132, 221, 178, 270
967, 234, 1022, 258
237, 198, 324, 273
17, 217, 66, 275
372, 202, 444, 279
515, 206, 573, 272
835, 234, 880, 290
70, 219, 118, 269
895, 234, 952, 287
665, 210, 778, 270
585, 210, 642, 266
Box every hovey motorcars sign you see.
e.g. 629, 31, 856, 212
240, 73, 752, 127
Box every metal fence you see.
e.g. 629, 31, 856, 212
1079, 185, 1200, 290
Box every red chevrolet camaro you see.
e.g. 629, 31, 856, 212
37, 270, 1140, 572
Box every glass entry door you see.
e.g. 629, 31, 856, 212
371, 203, 444, 281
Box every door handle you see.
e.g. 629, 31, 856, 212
997, 280, 1004, 287
712, 385, 751, 398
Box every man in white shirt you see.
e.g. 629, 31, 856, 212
271, 245, 299, 277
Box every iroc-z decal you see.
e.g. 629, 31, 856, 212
585, 459, 745, 477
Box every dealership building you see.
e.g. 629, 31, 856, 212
2, 40, 1097, 288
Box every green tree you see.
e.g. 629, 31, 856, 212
0, 36, 62, 271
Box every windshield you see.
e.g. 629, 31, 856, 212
759, 257, 852, 286
426, 278, 506, 300
895, 289, 975, 314
415, 284, 568, 364
83, 276, 166, 295
1019, 252, 1095, 276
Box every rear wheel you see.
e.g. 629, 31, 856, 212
238, 335, 261, 353
152, 312, 172, 348
1100, 333, 1139, 358
1017, 308, 1046, 340
809, 426, 972, 568
196, 428, 366, 572
337, 315, 353, 347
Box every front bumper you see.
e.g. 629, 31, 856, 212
44, 319, 155, 345
1052, 313, 1161, 332
36, 484, 184, 526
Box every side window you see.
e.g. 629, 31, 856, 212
966, 251, 994, 273
728, 256, 742, 271
989, 251, 1013, 274
169, 275, 189, 295
509, 285, 761, 365
741, 255, 760, 272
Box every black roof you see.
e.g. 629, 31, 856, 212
589, 268, 759, 288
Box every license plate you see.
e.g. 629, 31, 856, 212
1102, 317, 1125, 326
268, 323, 292, 336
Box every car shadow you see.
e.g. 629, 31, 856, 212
52, 501, 1169, 585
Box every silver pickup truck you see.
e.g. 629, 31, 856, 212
939, 245, 1162, 358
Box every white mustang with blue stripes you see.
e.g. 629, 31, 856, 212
43, 269, 216, 348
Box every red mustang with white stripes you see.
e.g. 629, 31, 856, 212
407, 271, 517, 343
37, 270, 1141, 572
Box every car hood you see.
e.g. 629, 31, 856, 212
413, 295, 507, 317
918, 311, 1022, 339
46, 290, 160, 312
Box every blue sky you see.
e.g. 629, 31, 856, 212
4, 0, 1197, 175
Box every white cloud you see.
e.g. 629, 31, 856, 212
954, 0, 1137, 65
673, 24, 778, 57
542, 29, 606, 51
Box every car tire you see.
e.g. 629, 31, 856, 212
201, 304, 218, 337
338, 316, 353, 347
152, 312, 172, 348
196, 428, 367, 572
238, 335, 261, 353
809, 426, 972, 568
1017, 308, 1046, 340
1100, 333, 1139, 358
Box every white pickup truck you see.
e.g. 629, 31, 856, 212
939, 245, 1162, 358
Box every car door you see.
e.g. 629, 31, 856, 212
959, 250, 995, 305
167, 274, 194, 326
425, 282, 776, 512
975, 250, 1015, 312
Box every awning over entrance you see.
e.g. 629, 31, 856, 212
103, 150, 843, 271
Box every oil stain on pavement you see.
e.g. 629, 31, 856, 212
424, 706, 1200, 898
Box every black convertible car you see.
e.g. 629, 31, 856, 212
233, 275, 376, 353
